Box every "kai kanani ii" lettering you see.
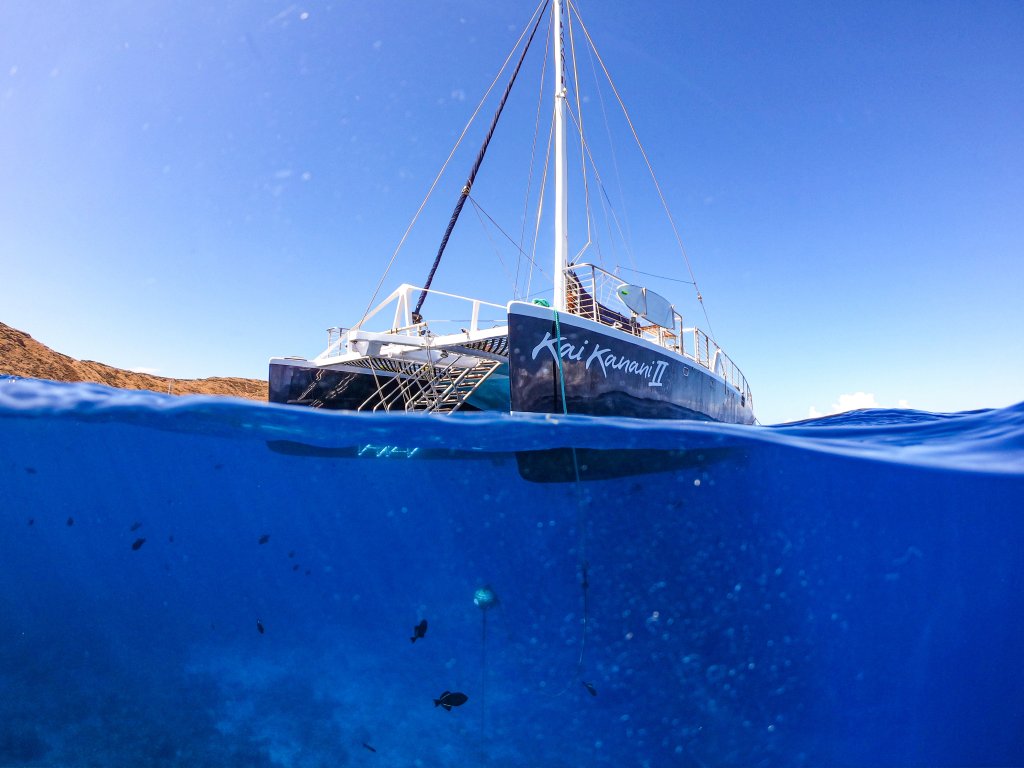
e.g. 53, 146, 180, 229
531, 332, 669, 387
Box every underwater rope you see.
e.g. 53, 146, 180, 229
475, 586, 497, 742
550, 311, 591, 697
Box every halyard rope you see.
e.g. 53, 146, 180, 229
357, 0, 549, 328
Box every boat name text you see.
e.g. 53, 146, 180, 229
531, 332, 668, 387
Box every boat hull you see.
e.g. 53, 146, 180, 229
268, 361, 397, 410
507, 301, 754, 424
268, 360, 508, 412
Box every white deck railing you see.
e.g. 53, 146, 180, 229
320, 284, 507, 360
567, 264, 752, 404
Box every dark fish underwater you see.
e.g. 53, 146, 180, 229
434, 691, 469, 711
410, 619, 427, 643
1, 378, 1022, 768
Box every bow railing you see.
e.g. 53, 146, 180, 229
565, 264, 752, 404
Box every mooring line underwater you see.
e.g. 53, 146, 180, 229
544, 310, 594, 699
474, 585, 499, 739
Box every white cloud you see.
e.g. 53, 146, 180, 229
807, 391, 912, 419
130, 367, 160, 375
450, 88, 466, 102
834, 391, 880, 411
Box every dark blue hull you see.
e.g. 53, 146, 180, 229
507, 302, 754, 424
269, 362, 397, 410
268, 362, 492, 412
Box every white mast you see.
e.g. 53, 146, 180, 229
552, 0, 569, 311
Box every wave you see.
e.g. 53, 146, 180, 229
3, 378, 1022, 476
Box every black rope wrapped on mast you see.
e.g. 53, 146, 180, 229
412, 1, 550, 322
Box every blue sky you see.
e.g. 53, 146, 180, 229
2, 1, 1021, 425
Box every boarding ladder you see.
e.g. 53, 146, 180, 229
405, 358, 503, 414
357, 360, 439, 412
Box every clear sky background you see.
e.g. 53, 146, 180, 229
2, 1, 1021, 425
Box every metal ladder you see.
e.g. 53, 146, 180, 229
405, 358, 502, 414
356, 360, 438, 412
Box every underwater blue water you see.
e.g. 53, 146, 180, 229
1, 377, 1022, 767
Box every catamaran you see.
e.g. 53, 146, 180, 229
269, 0, 754, 425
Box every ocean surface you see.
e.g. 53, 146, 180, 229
1, 377, 1022, 768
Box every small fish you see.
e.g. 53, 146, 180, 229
27, 518, 34, 526
582, 681, 597, 696
434, 691, 468, 711
292, 564, 299, 572
66, 517, 74, 527
168, 535, 175, 543
130, 522, 142, 532
256, 619, 265, 635
258, 534, 270, 545
410, 619, 428, 643
131, 538, 146, 551
288, 550, 296, 558
362, 742, 377, 753
25, 467, 37, 475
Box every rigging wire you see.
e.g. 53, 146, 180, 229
412, 0, 550, 320
564, 2, 594, 266
581, 136, 621, 271
469, 196, 550, 282
467, 196, 517, 291
525, 112, 556, 301
568, 0, 717, 341
356, 0, 549, 328
591, 172, 618, 270
585, 21, 637, 273
562, 101, 634, 268
614, 268, 696, 286
515, 12, 553, 302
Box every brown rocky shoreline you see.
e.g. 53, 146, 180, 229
0, 321, 266, 400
